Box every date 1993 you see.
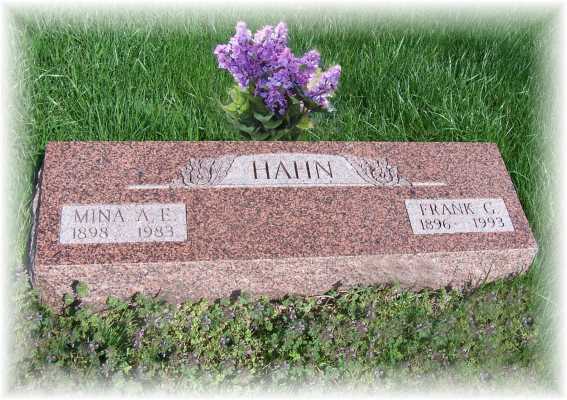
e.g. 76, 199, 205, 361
405, 198, 514, 235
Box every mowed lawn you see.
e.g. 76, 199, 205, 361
9, 9, 556, 393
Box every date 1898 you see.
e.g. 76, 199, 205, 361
60, 203, 187, 244
72, 226, 109, 240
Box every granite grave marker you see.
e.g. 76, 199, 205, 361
29, 141, 538, 308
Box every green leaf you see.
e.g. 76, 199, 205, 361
260, 118, 283, 130
269, 129, 289, 140
63, 293, 74, 306
250, 131, 273, 140
222, 101, 240, 113
296, 114, 314, 130
237, 124, 257, 134
253, 112, 275, 123
286, 100, 303, 128
249, 96, 269, 113
106, 295, 125, 309
74, 281, 89, 298
238, 113, 259, 128
238, 100, 250, 113
228, 86, 245, 104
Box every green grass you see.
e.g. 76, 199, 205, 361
8, 8, 557, 393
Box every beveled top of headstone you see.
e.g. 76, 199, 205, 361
34, 141, 537, 268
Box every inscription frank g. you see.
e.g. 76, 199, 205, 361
405, 198, 514, 235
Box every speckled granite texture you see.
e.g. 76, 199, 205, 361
31, 141, 538, 309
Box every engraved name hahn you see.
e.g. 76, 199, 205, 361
130, 153, 430, 190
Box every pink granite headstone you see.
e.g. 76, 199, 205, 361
29, 141, 538, 309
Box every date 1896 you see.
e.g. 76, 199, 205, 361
405, 198, 514, 235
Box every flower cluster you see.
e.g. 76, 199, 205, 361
214, 21, 341, 115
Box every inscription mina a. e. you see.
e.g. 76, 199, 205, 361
59, 203, 187, 244
405, 198, 515, 235
128, 153, 434, 190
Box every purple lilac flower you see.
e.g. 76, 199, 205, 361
214, 21, 341, 115
307, 65, 342, 109
297, 50, 321, 85
259, 87, 287, 114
